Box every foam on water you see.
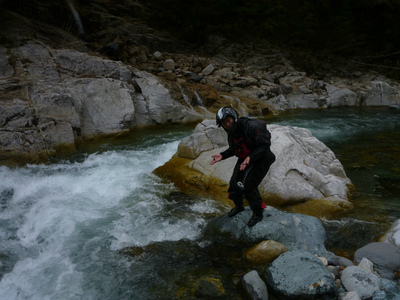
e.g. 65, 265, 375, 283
0, 136, 218, 299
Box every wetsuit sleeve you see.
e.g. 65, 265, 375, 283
248, 122, 271, 162
220, 135, 235, 159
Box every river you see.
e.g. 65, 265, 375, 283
0, 107, 399, 299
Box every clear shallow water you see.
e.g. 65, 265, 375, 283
0, 109, 399, 298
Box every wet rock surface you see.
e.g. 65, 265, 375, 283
203, 207, 332, 257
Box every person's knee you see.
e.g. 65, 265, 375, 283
228, 190, 242, 201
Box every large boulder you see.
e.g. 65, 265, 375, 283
363, 81, 400, 106
155, 119, 353, 215
203, 206, 332, 257
0, 43, 205, 165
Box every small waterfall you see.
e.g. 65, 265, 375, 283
65, 0, 85, 36
178, 85, 193, 109
194, 91, 204, 106
194, 91, 210, 114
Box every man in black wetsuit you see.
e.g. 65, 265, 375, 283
210, 107, 275, 227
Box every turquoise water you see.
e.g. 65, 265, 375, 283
0, 109, 399, 298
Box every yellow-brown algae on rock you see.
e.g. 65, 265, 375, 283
153, 155, 233, 206
285, 198, 354, 219
119, 246, 144, 257
243, 240, 289, 264
192, 277, 226, 298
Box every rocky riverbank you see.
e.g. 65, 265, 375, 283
1, 7, 400, 165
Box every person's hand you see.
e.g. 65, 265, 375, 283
240, 157, 250, 171
210, 154, 222, 165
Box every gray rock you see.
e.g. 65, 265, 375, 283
264, 250, 337, 299
341, 291, 361, 300
178, 121, 226, 159
326, 84, 359, 107
328, 265, 340, 277
364, 81, 400, 106
372, 290, 400, 300
1, 43, 204, 164
286, 93, 324, 109
264, 94, 289, 111
358, 258, 374, 273
379, 218, 400, 247
162, 59, 175, 71
372, 277, 400, 300
354, 242, 400, 277
202, 64, 215, 76
187, 72, 203, 82
153, 51, 162, 60
231, 76, 259, 87
341, 266, 380, 300
329, 255, 355, 267
204, 206, 331, 257
182, 121, 352, 205
241, 270, 268, 300
264, 124, 351, 202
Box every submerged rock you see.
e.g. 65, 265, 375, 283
193, 276, 226, 298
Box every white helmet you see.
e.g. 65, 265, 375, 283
216, 107, 238, 127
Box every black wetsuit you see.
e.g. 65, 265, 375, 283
220, 117, 275, 216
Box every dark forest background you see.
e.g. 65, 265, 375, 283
2, 0, 400, 78
150, 0, 400, 53
148, 0, 400, 78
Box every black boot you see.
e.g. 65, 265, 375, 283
228, 206, 244, 217
247, 214, 263, 227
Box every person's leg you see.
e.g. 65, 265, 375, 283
242, 152, 276, 226
245, 188, 263, 216
243, 186, 264, 227
227, 160, 245, 217
244, 152, 275, 191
